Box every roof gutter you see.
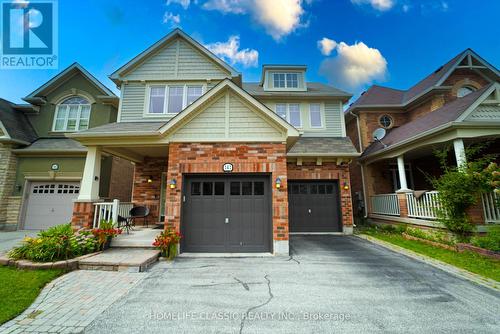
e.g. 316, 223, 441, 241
349, 109, 368, 218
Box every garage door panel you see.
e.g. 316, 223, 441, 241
182, 175, 271, 253
289, 181, 341, 233
24, 182, 80, 230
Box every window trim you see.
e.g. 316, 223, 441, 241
51, 96, 92, 132
457, 85, 476, 98
272, 72, 300, 89
308, 103, 324, 129
378, 114, 394, 129
275, 103, 302, 128
144, 83, 206, 117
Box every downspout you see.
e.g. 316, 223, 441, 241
349, 110, 368, 218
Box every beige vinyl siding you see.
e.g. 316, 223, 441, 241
262, 100, 344, 137
168, 91, 285, 142
122, 39, 231, 81
465, 105, 500, 121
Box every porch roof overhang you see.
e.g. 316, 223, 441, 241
360, 121, 500, 164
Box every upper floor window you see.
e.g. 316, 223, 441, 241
273, 73, 299, 88
309, 104, 323, 128
53, 96, 91, 132
378, 114, 393, 129
147, 84, 204, 115
276, 103, 301, 128
457, 86, 475, 98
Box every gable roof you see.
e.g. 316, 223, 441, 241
360, 83, 499, 159
24, 63, 117, 104
349, 49, 500, 112
109, 29, 241, 84
0, 98, 38, 144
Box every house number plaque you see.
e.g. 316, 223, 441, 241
223, 163, 233, 172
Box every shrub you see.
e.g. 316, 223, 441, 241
405, 227, 455, 246
471, 226, 500, 252
9, 224, 98, 262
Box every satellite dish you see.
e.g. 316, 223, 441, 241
372, 128, 387, 148
373, 128, 386, 141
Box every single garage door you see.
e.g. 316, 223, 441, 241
24, 182, 80, 230
288, 181, 341, 232
182, 175, 271, 253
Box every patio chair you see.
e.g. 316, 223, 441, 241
129, 206, 150, 228
117, 214, 133, 234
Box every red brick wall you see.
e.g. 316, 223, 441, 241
132, 157, 167, 224
165, 143, 288, 241
108, 157, 135, 202
287, 162, 354, 227
71, 202, 94, 229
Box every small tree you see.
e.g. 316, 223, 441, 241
430, 145, 498, 241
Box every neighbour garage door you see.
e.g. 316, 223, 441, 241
182, 175, 271, 253
24, 182, 80, 230
288, 181, 341, 232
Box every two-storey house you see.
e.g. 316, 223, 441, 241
0, 63, 134, 230
345, 49, 500, 230
68, 29, 358, 255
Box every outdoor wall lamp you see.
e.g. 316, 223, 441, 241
147, 176, 153, 183
343, 182, 349, 190
170, 179, 177, 189
275, 177, 282, 189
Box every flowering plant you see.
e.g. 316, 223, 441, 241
152, 229, 182, 259
91, 220, 122, 250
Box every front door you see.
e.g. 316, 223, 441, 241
182, 175, 271, 252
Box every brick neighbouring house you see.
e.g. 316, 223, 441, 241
345, 49, 500, 231
67, 29, 359, 255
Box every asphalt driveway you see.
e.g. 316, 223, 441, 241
86, 235, 500, 333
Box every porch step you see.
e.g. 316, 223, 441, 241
79, 248, 160, 272
111, 227, 162, 249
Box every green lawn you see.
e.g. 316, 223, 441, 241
362, 230, 500, 282
0, 267, 63, 324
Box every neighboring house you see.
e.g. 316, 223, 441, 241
68, 29, 358, 255
0, 63, 134, 231
345, 49, 500, 230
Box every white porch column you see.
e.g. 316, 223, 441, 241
396, 155, 410, 192
453, 138, 467, 169
78, 146, 101, 201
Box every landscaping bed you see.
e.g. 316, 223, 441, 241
0, 266, 63, 324
360, 226, 500, 282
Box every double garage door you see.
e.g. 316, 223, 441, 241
181, 176, 342, 253
24, 182, 80, 230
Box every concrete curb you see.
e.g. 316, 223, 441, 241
0, 252, 102, 271
355, 234, 499, 291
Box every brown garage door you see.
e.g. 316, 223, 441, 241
288, 181, 341, 232
182, 175, 271, 253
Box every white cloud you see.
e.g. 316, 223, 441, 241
163, 12, 181, 25
166, 0, 192, 9
351, 0, 395, 11
205, 35, 259, 67
203, 0, 308, 40
317, 37, 337, 56
319, 41, 388, 90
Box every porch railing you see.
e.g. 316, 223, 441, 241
371, 194, 400, 216
482, 192, 500, 224
406, 191, 442, 220
93, 200, 136, 228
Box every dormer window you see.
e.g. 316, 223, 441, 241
457, 86, 476, 98
53, 96, 91, 132
273, 73, 298, 88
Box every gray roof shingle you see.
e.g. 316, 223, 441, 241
15, 138, 86, 152
288, 137, 359, 156
0, 98, 38, 143
243, 82, 352, 99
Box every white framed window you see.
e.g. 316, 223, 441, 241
147, 84, 204, 115
309, 103, 323, 128
457, 86, 475, 98
273, 73, 299, 88
275, 103, 302, 128
53, 96, 91, 132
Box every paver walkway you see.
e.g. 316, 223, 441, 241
0, 270, 146, 333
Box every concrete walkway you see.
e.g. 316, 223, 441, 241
0, 230, 38, 254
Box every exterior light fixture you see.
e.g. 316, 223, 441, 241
343, 182, 349, 190
147, 176, 153, 183
275, 177, 282, 189
170, 179, 177, 189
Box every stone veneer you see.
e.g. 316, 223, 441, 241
287, 161, 354, 234
165, 142, 289, 253
0, 144, 18, 230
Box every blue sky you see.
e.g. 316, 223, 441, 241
1, 0, 499, 103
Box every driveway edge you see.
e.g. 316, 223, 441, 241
355, 234, 499, 291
